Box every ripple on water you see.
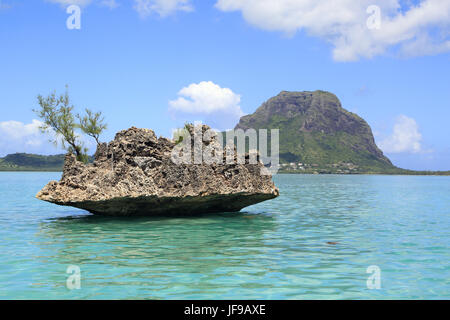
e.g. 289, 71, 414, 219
0, 172, 449, 299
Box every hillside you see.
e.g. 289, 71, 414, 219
0, 153, 65, 171
1, 93, 449, 175
235, 90, 410, 174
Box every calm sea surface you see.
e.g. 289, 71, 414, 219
0, 172, 449, 299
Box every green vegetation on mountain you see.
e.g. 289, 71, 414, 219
235, 90, 448, 175
0, 153, 97, 171
2, 90, 449, 175
1, 152, 447, 174
0, 153, 65, 171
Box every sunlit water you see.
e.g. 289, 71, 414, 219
0, 172, 449, 299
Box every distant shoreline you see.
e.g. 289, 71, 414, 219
2, 169, 450, 176
278, 172, 450, 176
0, 169, 63, 172
278, 169, 450, 176
1, 152, 449, 176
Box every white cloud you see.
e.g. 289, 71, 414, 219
215, 0, 450, 61
378, 115, 423, 154
100, 0, 119, 9
46, 0, 191, 16
0, 119, 56, 156
0, 119, 97, 156
169, 81, 244, 130
133, 0, 193, 18
169, 81, 242, 114
0, 119, 43, 140
47, 0, 93, 7
47, 0, 118, 9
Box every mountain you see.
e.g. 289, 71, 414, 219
235, 90, 396, 173
0, 153, 66, 171
0, 153, 98, 171
1, 91, 448, 175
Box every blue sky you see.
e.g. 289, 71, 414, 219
0, 0, 449, 170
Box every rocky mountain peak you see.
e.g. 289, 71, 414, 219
235, 90, 393, 170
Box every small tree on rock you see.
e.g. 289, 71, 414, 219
77, 109, 107, 145
33, 86, 107, 163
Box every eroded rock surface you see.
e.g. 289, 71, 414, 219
36, 125, 279, 216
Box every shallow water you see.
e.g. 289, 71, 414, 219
0, 172, 449, 299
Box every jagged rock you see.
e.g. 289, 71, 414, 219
36, 125, 279, 216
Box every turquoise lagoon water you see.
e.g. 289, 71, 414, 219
0, 172, 449, 299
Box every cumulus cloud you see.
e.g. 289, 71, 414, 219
169, 81, 244, 130
169, 81, 242, 114
215, 0, 450, 61
47, 0, 118, 9
133, 0, 193, 18
0, 119, 97, 156
378, 115, 423, 154
46, 0, 191, 16
47, 0, 93, 7
0, 119, 57, 156
100, 0, 119, 9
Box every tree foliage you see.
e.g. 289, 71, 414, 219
33, 86, 107, 163
77, 109, 107, 145
173, 123, 191, 145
